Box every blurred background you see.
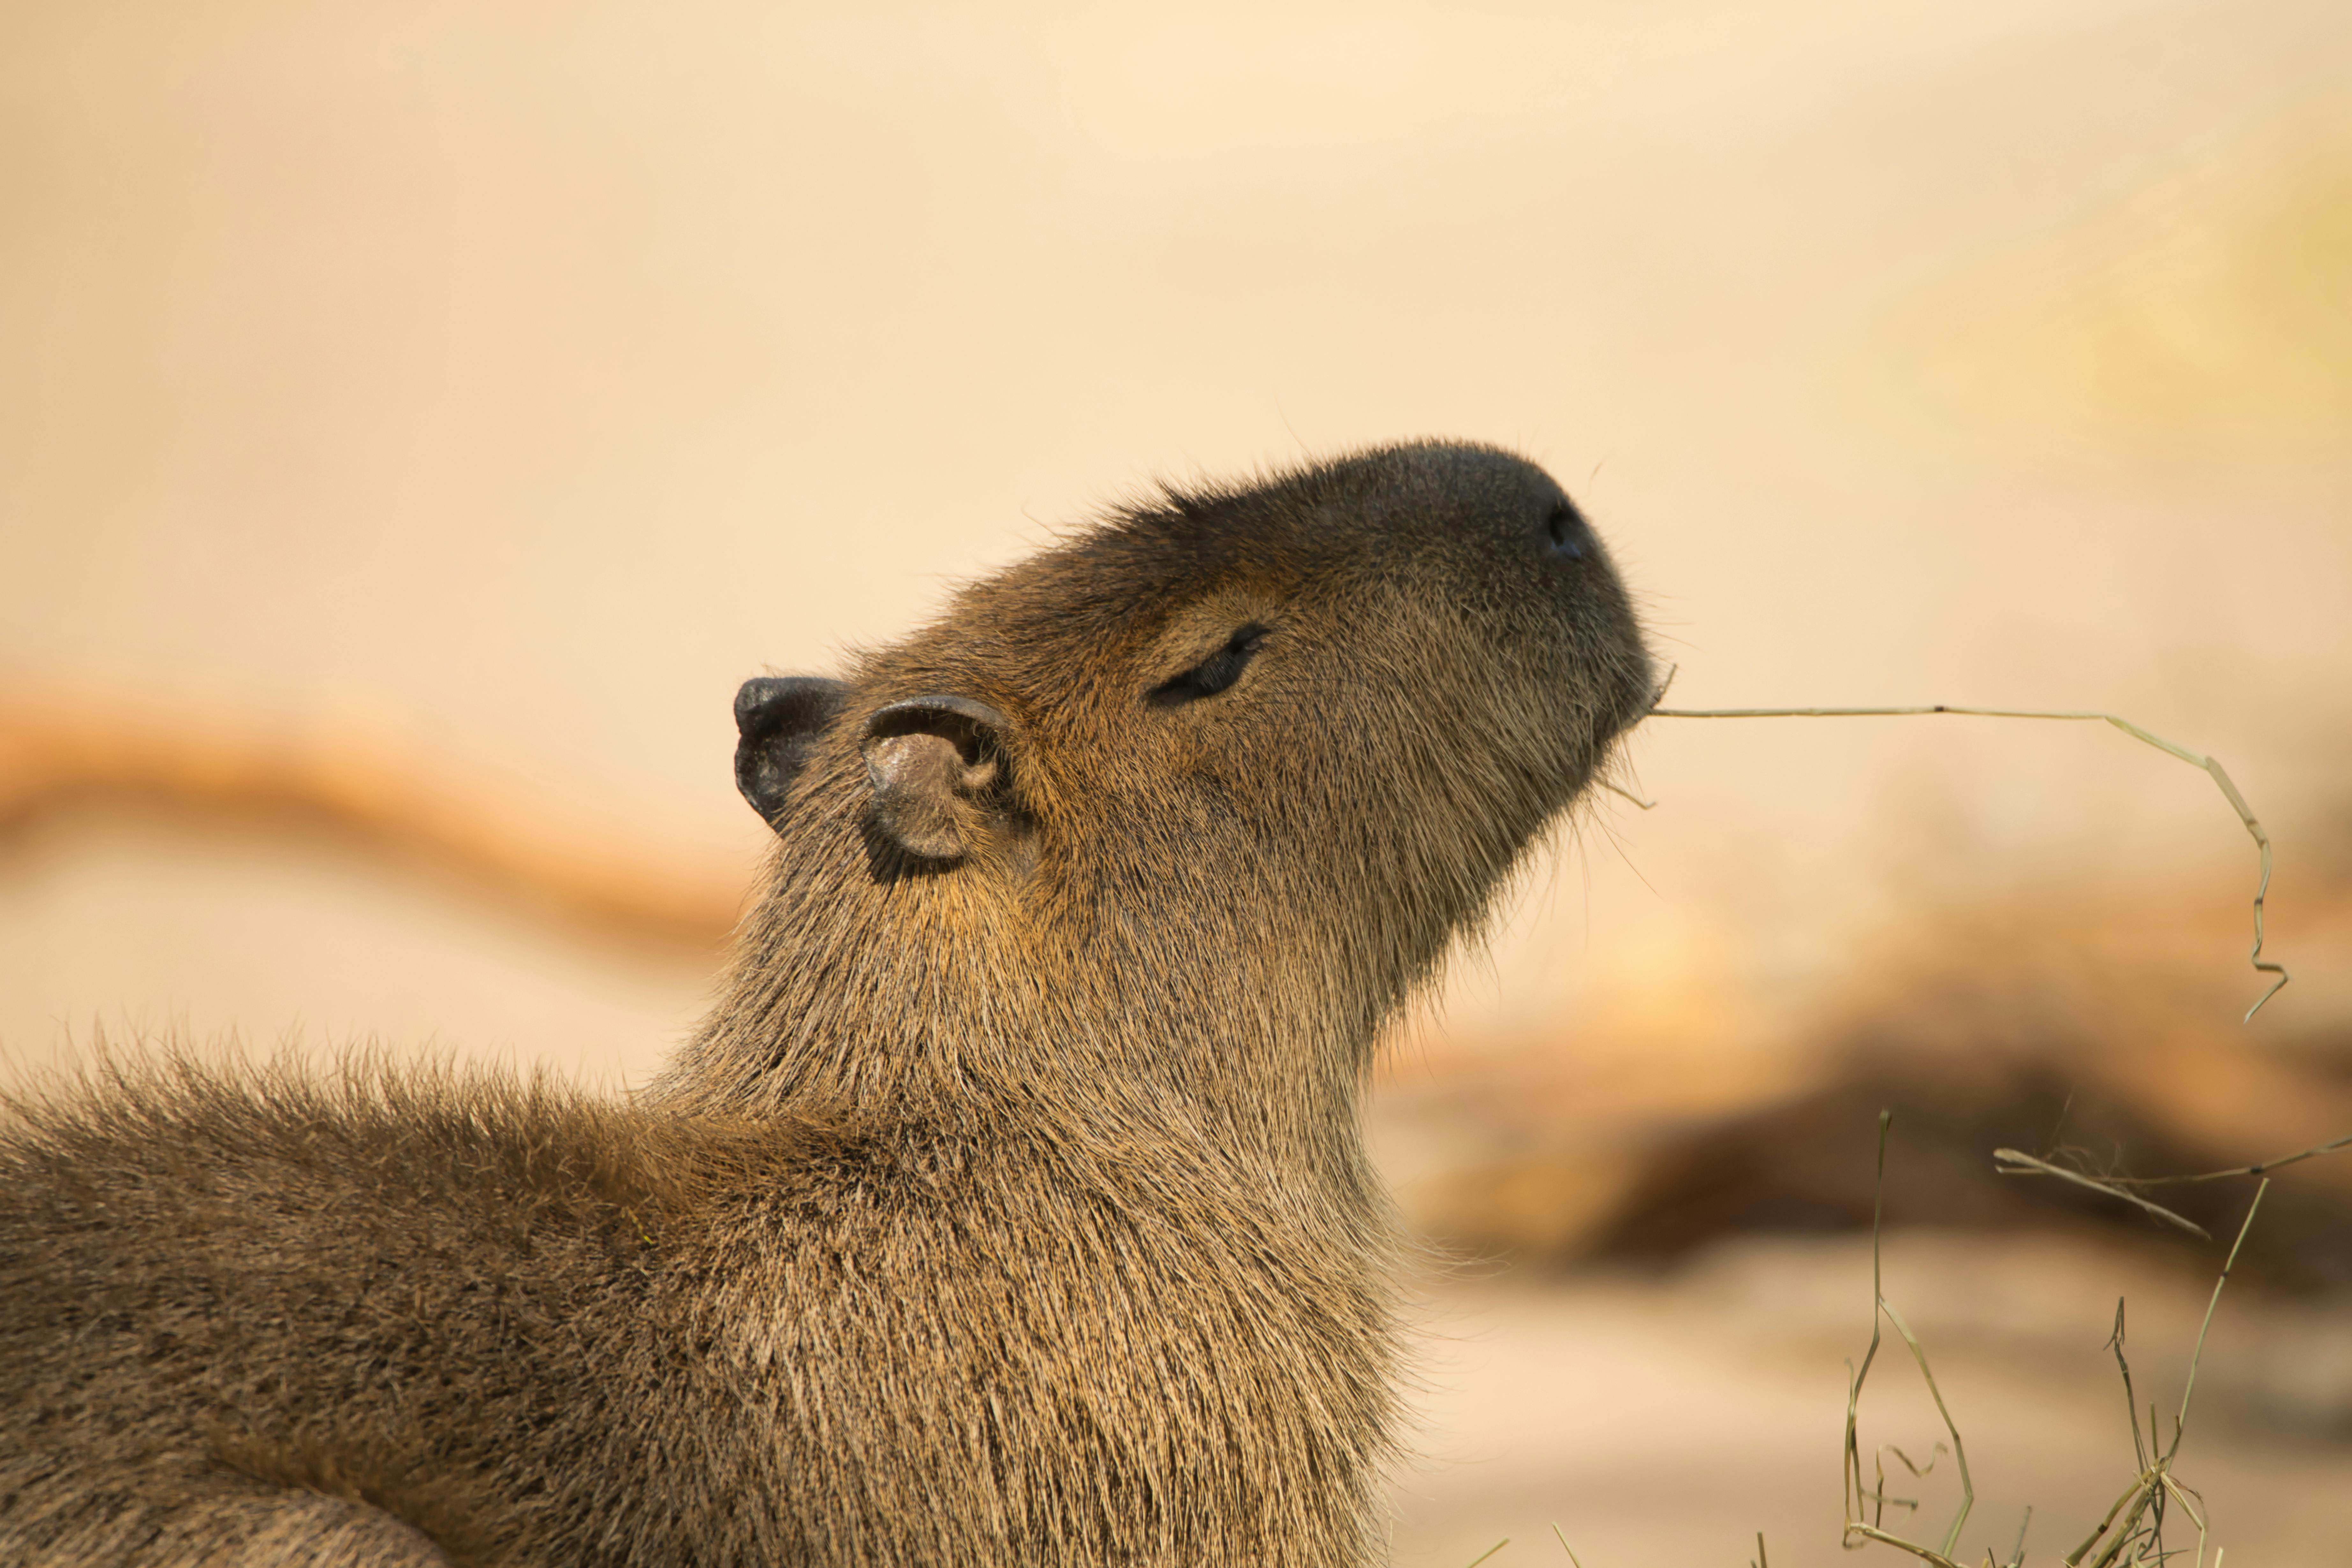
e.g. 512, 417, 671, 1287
4, 0, 2349, 1560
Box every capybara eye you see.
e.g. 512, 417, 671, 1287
1149, 624, 1271, 706
1546, 501, 1589, 560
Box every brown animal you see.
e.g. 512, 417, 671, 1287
0, 441, 1651, 1566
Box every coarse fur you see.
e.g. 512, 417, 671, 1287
0, 441, 1652, 1566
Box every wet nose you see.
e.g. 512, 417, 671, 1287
1542, 499, 1591, 561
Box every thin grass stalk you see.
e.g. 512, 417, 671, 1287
1644, 703, 2288, 1016
2166, 1182, 2268, 1466
1878, 1297, 1974, 1559
1845, 1115, 1895, 1531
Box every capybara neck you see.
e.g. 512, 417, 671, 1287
666, 795, 1387, 1174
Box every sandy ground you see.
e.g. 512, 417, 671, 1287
1391, 1236, 2352, 1567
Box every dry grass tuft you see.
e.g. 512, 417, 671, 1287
1840, 1111, 2350, 1568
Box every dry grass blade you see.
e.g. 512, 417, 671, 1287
2108, 1303, 2148, 1473
2160, 1475, 2209, 1568
1463, 1539, 1510, 1568
1844, 1118, 1894, 1534
1996, 1127, 2348, 1235
2167, 1182, 2266, 1468
2062, 1477, 2154, 1568
1881, 1297, 1975, 1560
1550, 1524, 1584, 1567
1643, 702, 2290, 1018
1596, 779, 1658, 809
1845, 1112, 1974, 1568
2097, 1130, 2352, 1190
1989, 1150, 2211, 1239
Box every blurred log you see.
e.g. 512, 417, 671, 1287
0, 685, 751, 952
1392, 884, 2352, 1286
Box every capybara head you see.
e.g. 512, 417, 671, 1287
675, 440, 1651, 1133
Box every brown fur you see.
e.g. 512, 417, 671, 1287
0, 441, 1651, 1566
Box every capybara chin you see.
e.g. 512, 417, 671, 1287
1, 440, 1652, 1566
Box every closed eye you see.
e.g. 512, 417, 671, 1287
1148, 623, 1272, 707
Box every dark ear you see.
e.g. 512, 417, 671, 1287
735, 676, 849, 830
860, 695, 1010, 861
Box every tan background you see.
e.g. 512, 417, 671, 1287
4, 1, 2350, 1561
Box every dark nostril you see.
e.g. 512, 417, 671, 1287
1545, 501, 1588, 560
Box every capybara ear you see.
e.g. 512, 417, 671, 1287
859, 695, 1010, 861
735, 676, 849, 831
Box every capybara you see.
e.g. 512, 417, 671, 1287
0, 441, 1652, 1566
